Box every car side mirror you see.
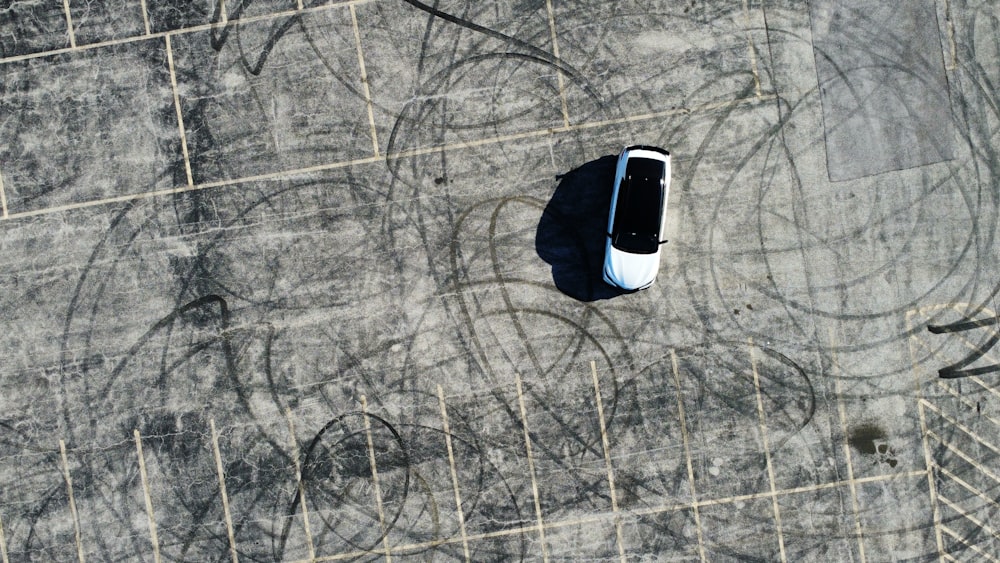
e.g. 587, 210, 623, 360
659, 239, 669, 245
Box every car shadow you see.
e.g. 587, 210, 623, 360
535, 155, 626, 301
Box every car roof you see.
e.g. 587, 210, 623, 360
614, 158, 665, 235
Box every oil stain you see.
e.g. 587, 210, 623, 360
848, 423, 897, 467
848, 423, 885, 455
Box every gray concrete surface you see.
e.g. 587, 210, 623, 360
0, 0, 998, 561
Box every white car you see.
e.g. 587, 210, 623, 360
602, 145, 671, 291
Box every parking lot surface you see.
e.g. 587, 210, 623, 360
1, 0, 999, 560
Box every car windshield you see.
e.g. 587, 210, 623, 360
611, 158, 664, 254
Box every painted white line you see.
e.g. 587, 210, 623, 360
829, 330, 867, 562
940, 524, 1000, 562
437, 386, 471, 562
0, 513, 8, 563
545, 0, 570, 127
741, 0, 762, 97
210, 419, 240, 563
516, 374, 549, 562
2, 94, 773, 222
0, 168, 9, 219
59, 441, 85, 563
285, 409, 315, 560
139, 0, 151, 35
670, 350, 706, 562
350, 4, 380, 157
296, 469, 928, 563
590, 362, 626, 562
165, 34, 195, 188
361, 396, 392, 562
133, 430, 161, 563
62, 0, 77, 49
748, 339, 786, 562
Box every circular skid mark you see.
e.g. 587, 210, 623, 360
447, 195, 633, 383
295, 409, 528, 559
664, 79, 1000, 361
536, 154, 623, 302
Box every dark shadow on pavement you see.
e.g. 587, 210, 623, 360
536, 155, 625, 301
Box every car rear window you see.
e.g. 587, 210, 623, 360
612, 158, 664, 253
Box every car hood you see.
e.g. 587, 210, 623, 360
604, 246, 660, 290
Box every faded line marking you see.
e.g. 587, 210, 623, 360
0, 513, 8, 563
590, 362, 626, 562
935, 380, 1000, 428
62, 0, 77, 48
928, 430, 1000, 493
60, 441, 85, 563
165, 35, 195, 187
670, 350, 706, 562
741, 0, 762, 97
943, 0, 957, 70
285, 409, 315, 560
5, 94, 774, 221
830, 331, 867, 562
920, 399, 1000, 455
748, 339, 786, 562
219, 0, 228, 24
934, 458, 1000, 516
361, 396, 392, 562
516, 374, 549, 562
134, 430, 161, 563
210, 419, 239, 563
0, 168, 8, 219
140, 0, 151, 35
937, 492, 1000, 541
299, 470, 928, 563
906, 309, 947, 559
0, 0, 379, 64
545, 0, 570, 127
437, 386, 471, 562
350, 3, 380, 157
940, 524, 1000, 562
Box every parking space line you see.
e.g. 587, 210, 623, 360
437, 386, 471, 562
940, 524, 1000, 562
140, 0, 151, 34
350, 4, 380, 157
300, 468, 927, 563
515, 374, 549, 563
942, 0, 957, 70
62, 0, 77, 49
361, 396, 392, 562
210, 419, 239, 563
907, 335, 947, 557
545, 0, 570, 127
741, 0, 762, 97
590, 362, 626, 563
219, 0, 228, 24
935, 380, 1000, 428
0, 168, 9, 219
926, 429, 1000, 490
0, 0, 377, 65
937, 493, 1000, 541
748, 339, 786, 562
133, 430, 161, 563
920, 399, 1000, 455
0, 514, 7, 563
2, 93, 773, 222
934, 464, 1000, 520
670, 350, 706, 562
164, 35, 195, 188
59, 440, 85, 563
284, 409, 316, 561
829, 331, 867, 562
